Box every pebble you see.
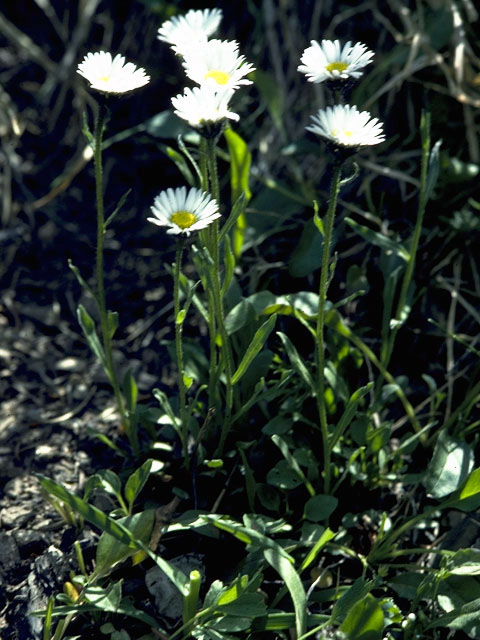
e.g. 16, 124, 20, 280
0, 532, 20, 573
145, 553, 204, 620
1, 504, 35, 529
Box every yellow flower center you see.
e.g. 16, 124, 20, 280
325, 61, 349, 74
331, 129, 353, 140
97, 75, 112, 84
205, 70, 230, 85
171, 210, 197, 229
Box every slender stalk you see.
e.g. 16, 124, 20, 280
205, 136, 234, 453
315, 161, 342, 495
198, 137, 218, 411
382, 112, 431, 368
199, 136, 208, 191
93, 102, 127, 430
173, 239, 188, 458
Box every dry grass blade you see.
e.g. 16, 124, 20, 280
0, 11, 56, 73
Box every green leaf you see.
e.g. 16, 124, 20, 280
238, 448, 256, 512
325, 308, 353, 338
94, 469, 123, 502
162, 144, 195, 185
203, 580, 226, 609
277, 332, 316, 393
68, 260, 96, 300
262, 416, 292, 436
388, 572, 422, 600
425, 139, 442, 202
217, 592, 267, 618
448, 549, 480, 576
313, 200, 324, 235
224, 128, 251, 258
289, 218, 324, 278
124, 459, 153, 511
221, 234, 235, 297
248, 291, 319, 319
304, 495, 338, 522
76, 304, 107, 372
267, 460, 303, 490
37, 475, 187, 593
84, 581, 122, 610
299, 527, 336, 572
424, 432, 474, 498
123, 369, 138, 414
216, 575, 249, 607
142, 109, 192, 140
332, 579, 373, 624
209, 616, 251, 632
38, 475, 142, 549
225, 299, 256, 335
95, 509, 155, 576
330, 383, 373, 450
340, 593, 384, 640
203, 515, 294, 563
345, 217, 409, 262
239, 350, 273, 394
218, 192, 247, 245
427, 596, 480, 636
105, 189, 131, 229
253, 69, 283, 131
271, 435, 315, 497
224, 128, 251, 203
263, 547, 307, 637
152, 388, 179, 430
446, 467, 480, 512
231, 314, 276, 385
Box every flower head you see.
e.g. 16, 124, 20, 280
158, 8, 222, 56
148, 187, 221, 236
298, 40, 374, 84
307, 104, 385, 147
77, 51, 150, 94
172, 85, 239, 127
182, 39, 255, 91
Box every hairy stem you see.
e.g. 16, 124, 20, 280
173, 239, 188, 458
315, 161, 342, 495
93, 102, 128, 434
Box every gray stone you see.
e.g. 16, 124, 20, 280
1, 503, 35, 529
0, 532, 20, 573
145, 553, 204, 620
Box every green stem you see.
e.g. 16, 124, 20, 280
348, 333, 423, 436
198, 137, 218, 411
173, 239, 188, 458
369, 504, 441, 562
315, 161, 342, 495
205, 136, 234, 453
199, 136, 208, 191
182, 569, 202, 630
93, 102, 128, 432
382, 112, 430, 368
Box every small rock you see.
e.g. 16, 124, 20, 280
13, 529, 49, 557
3, 476, 25, 499
145, 553, 204, 620
1, 503, 35, 529
0, 532, 20, 573
35, 444, 56, 459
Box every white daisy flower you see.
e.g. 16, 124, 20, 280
77, 51, 150, 94
307, 104, 385, 147
182, 39, 255, 92
148, 187, 221, 236
298, 40, 374, 83
171, 85, 239, 127
158, 8, 222, 56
